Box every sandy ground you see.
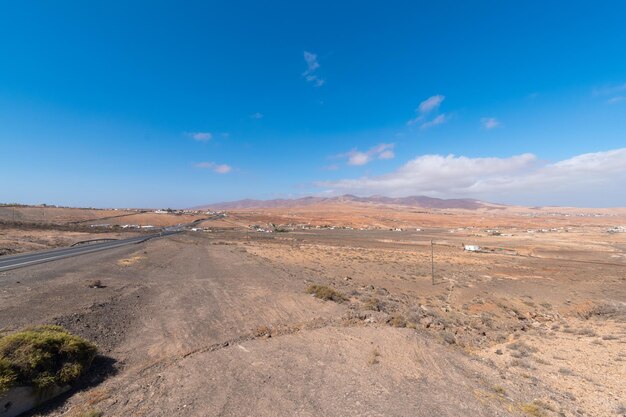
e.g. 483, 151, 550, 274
0, 206, 211, 256
0, 228, 142, 256
0, 207, 132, 224
0, 224, 624, 416
223, 201, 626, 230
0, 206, 209, 229
1, 201, 625, 416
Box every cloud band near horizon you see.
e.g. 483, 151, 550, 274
316, 148, 626, 207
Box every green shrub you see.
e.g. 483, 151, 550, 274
306, 285, 346, 302
0, 325, 97, 394
0, 358, 17, 393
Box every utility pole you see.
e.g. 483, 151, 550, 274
431, 240, 435, 285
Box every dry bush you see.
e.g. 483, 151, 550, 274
363, 297, 383, 312
254, 326, 271, 337
576, 328, 597, 337
306, 285, 346, 302
509, 359, 534, 369
493, 385, 506, 395
519, 400, 548, 417
588, 303, 624, 320
368, 348, 381, 365
442, 332, 456, 345
507, 341, 537, 358
558, 367, 573, 375
389, 314, 407, 328
88, 280, 104, 288
85, 388, 110, 406
405, 305, 449, 329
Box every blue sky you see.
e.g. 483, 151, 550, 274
1, 1, 626, 208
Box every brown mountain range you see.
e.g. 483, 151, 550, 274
194, 194, 501, 210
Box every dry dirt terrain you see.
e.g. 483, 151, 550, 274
0, 206, 209, 228
203, 197, 626, 230
1, 203, 625, 416
0, 226, 142, 256
0, 206, 209, 256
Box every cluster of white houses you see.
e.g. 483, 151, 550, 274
153, 209, 226, 216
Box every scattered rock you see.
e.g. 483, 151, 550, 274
443, 332, 456, 345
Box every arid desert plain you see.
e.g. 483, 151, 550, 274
1, 200, 625, 417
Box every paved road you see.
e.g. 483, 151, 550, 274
0, 231, 180, 272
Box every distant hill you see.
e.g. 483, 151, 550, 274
194, 195, 501, 210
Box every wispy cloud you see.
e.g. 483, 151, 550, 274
194, 161, 232, 174
420, 114, 449, 129
187, 132, 212, 142
321, 164, 340, 171
481, 117, 500, 129
419, 95, 445, 113
593, 82, 626, 96
407, 95, 449, 128
316, 148, 626, 206
592, 83, 626, 106
303, 51, 320, 74
592, 82, 626, 105
250, 112, 264, 119
303, 51, 325, 87
336, 143, 395, 166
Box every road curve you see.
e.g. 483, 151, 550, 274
0, 231, 180, 272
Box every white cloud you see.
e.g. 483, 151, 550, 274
407, 94, 448, 127
339, 143, 395, 166
316, 148, 626, 206
592, 83, 626, 105
306, 75, 325, 87
593, 82, 626, 96
321, 164, 339, 171
420, 114, 449, 129
303, 51, 325, 87
303, 51, 320, 74
348, 152, 371, 166
481, 117, 500, 129
194, 161, 232, 174
187, 132, 212, 142
250, 112, 264, 119
419, 95, 445, 113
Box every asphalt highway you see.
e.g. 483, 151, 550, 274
0, 230, 180, 272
